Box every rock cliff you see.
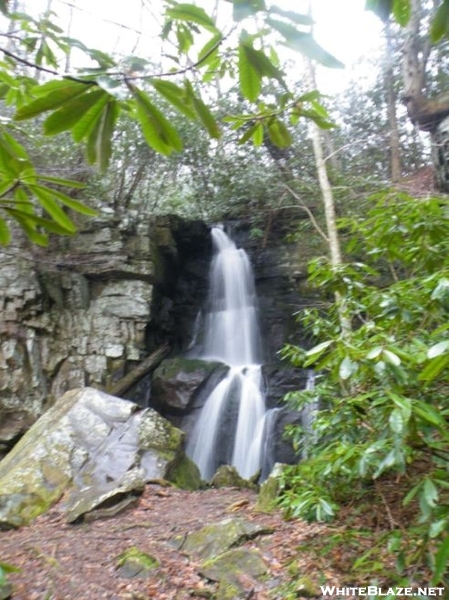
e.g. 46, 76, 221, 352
0, 213, 210, 456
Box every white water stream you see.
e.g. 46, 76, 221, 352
186, 227, 269, 480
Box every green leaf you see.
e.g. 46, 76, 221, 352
427, 340, 449, 359
366, 346, 383, 359
14, 80, 93, 120
418, 353, 449, 381
86, 99, 119, 170
279, 30, 344, 69
403, 481, 422, 506
0, 561, 20, 574
197, 32, 223, 66
382, 348, 401, 366
432, 535, 449, 585
150, 79, 196, 120
339, 356, 357, 380
392, 0, 410, 27
387, 393, 412, 420
191, 92, 221, 139
389, 408, 404, 433
38, 175, 86, 189
240, 42, 286, 85
43, 89, 107, 135
5, 207, 75, 235
166, 3, 217, 32
0, 217, 11, 245
429, 519, 448, 539
423, 478, 439, 507
413, 400, 447, 427
238, 122, 259, 145
131, 86, 183, 155
252, 122, 264, 146
268, 118, 292, 147
38, 186, 98, 217
430, 0, 449, 42
28, 185, 77, 232
0, 131, 30, 160
5, 210, 48, 246
71, 93, 110, 143
238, 44, 261, 102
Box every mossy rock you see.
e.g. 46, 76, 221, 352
255, 463, 286, 512
116, 546, 159, 579
210, 465, 257, 490
154, 357, 223, 379
200, 548, 267, 599
179, 517, 273, 560
165, 455, 202, 491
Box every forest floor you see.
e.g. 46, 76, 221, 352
0, 480, 429, 600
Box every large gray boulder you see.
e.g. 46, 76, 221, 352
0, 387, 199, 528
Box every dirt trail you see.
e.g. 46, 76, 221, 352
1, 484, 334, 600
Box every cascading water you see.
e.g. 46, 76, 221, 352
186, 227, 268, 480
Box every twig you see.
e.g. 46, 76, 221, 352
281, 183, 329, 242
374, 480, 399, 531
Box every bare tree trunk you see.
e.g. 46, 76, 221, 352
306, 58, 351, 335
385, 19, 402, 182
64, 1, 74, 72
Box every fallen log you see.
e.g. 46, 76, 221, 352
107, 342, 170, 397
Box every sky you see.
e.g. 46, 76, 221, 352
18, 0, 384, 94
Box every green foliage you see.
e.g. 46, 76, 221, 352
0, 0, 343, 244
0, 125, 96, 245
279, 192, 449, 585
367, 0, 449, 38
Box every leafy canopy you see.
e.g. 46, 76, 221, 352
0, 0, 341, 245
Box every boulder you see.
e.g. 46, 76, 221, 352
210, 465, 257, 489
0, 387, 199, 528
176, 517, 273, 560
151, 357, 227, 414
200, 548, 267, 600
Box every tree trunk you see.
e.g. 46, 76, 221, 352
401, 0, 449, 190
306, 57, 351, 336
107, 343, 170, 397
385, 19, 402, 182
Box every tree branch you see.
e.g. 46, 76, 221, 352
281, 185, 329, 243
0, 46, 96, 84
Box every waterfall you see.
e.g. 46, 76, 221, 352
186, 226, 267, 481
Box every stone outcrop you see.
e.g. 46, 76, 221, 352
0, 387, 200, 528
0, 214, 211, 455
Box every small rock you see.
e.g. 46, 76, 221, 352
210, 465, 256, 490
116, 546, 159, 579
